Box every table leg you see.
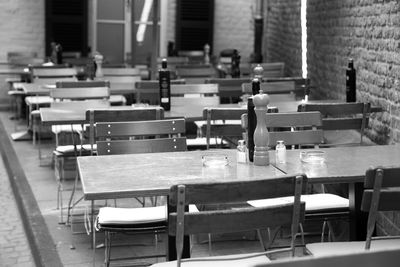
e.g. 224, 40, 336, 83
91, 200, 95, 249
349, 182, 368, 241
167, 202, 190, 261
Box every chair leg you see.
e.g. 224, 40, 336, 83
321, 220, 328, 242
208, 233, 212, 256
105, 231, 111, 267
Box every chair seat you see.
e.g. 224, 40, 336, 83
25, 96, 53, 105
52, 124, 83, 134
54, 144, 95, 156
98, 206, 167, 227
186, 137, 229, 147
151, 252, 271, 267
322, 130, 376, 147
248, 193, 349, 212
306, 238, 400, 257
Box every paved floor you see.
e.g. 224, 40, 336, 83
0, 109, 316, 267
0, 152, 35, 266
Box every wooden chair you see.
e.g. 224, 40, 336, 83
205, 78, 251, 103
151, 174, 307, 267
175, 64, 217, 84
250, 62, 285, 78
63, 107, 165, 228
306, 166, 400, 256
242, 77, 310, 102
298, 102, 371, 146
242, 112, 349, 242
135, 79, 186, 105
94, 118, 186, 266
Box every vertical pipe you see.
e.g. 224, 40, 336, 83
253, 0, 264, 63
151, 0, 159, 79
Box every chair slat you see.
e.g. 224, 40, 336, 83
267, 112, 323, 127
96, 119, 185, 137
299, 102, 370, 116
169, 175, 308, 206
102, 68, 141, 76
365, 167, 400, 188
97, 137, 187, 155
169, 204, 304, 236
56, 80, 110, 88
171, 84, 218, 95
50, 87, 110, 100
32, 67, 77, 78
86, 107, 164, 123
269, 130, 324, 147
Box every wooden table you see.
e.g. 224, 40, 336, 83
77, 149, 283, 258
77, 144, 400, 259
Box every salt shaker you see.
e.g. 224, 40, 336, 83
275, 140, 286, 163
237, 140, 247, 163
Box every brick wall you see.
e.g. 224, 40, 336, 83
307, 0, 400, 144
0, 0, 45, 61
263, 0, 302, 77
213, 0, 254, 63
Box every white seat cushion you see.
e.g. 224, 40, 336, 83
306, 238, 400, 257
98, 206, 167, 225
151, 252, 271, 267
186, 137, 229, 147
55, 144, 96, 154
109, 95, 126, 105
52, 124, 83, 134
248, 193, 349, 212
25, 96, 53, 105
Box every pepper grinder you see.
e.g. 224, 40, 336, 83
253, 89, 270, 166
94, 53, 104, 78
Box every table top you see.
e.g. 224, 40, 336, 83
78, 149, 284, 200
78, 145, 400, 201
274, 145, 400, 184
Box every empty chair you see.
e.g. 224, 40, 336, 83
63, 107, 165, 228
242, 77, 310, 102
175, 64, 217, 84
135, 79, 186, 105
94, 118, 187, 266
306, 166, 400, 256
205, 77, 251, 103
298, 102, 371, 146
242, 111, 349, 241
151, 174, 307, 267
250, 62, 285, 78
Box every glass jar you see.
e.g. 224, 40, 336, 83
275, 140, 286, 164
237, 140, 247, 163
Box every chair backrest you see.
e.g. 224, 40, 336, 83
250, 62, 285, 78
86, 107, 165, 153
241, 111, 324, 148
168, 174, 307, 265
203, 107, 279, 149
205, 78, 251, 103
298, 102, 371, 146
7, 51, 43, 66
175, 65, 217, 83
361, 166, 400, 249
96, 118, 187, 155
50, 87, 110, 101
102, 67, 141, 76
171, 84, 218, 96
135, 79, 186, 105
56, 80, 110, 88
242, 77, 310, 101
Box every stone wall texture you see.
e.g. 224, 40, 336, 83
263, 0, 302, 77
307, 0, 400, 145
0, 0, 45, 61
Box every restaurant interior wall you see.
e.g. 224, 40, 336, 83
307, 0, 400, 146
0, 0, 45, 62
263, 0, 302, 77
